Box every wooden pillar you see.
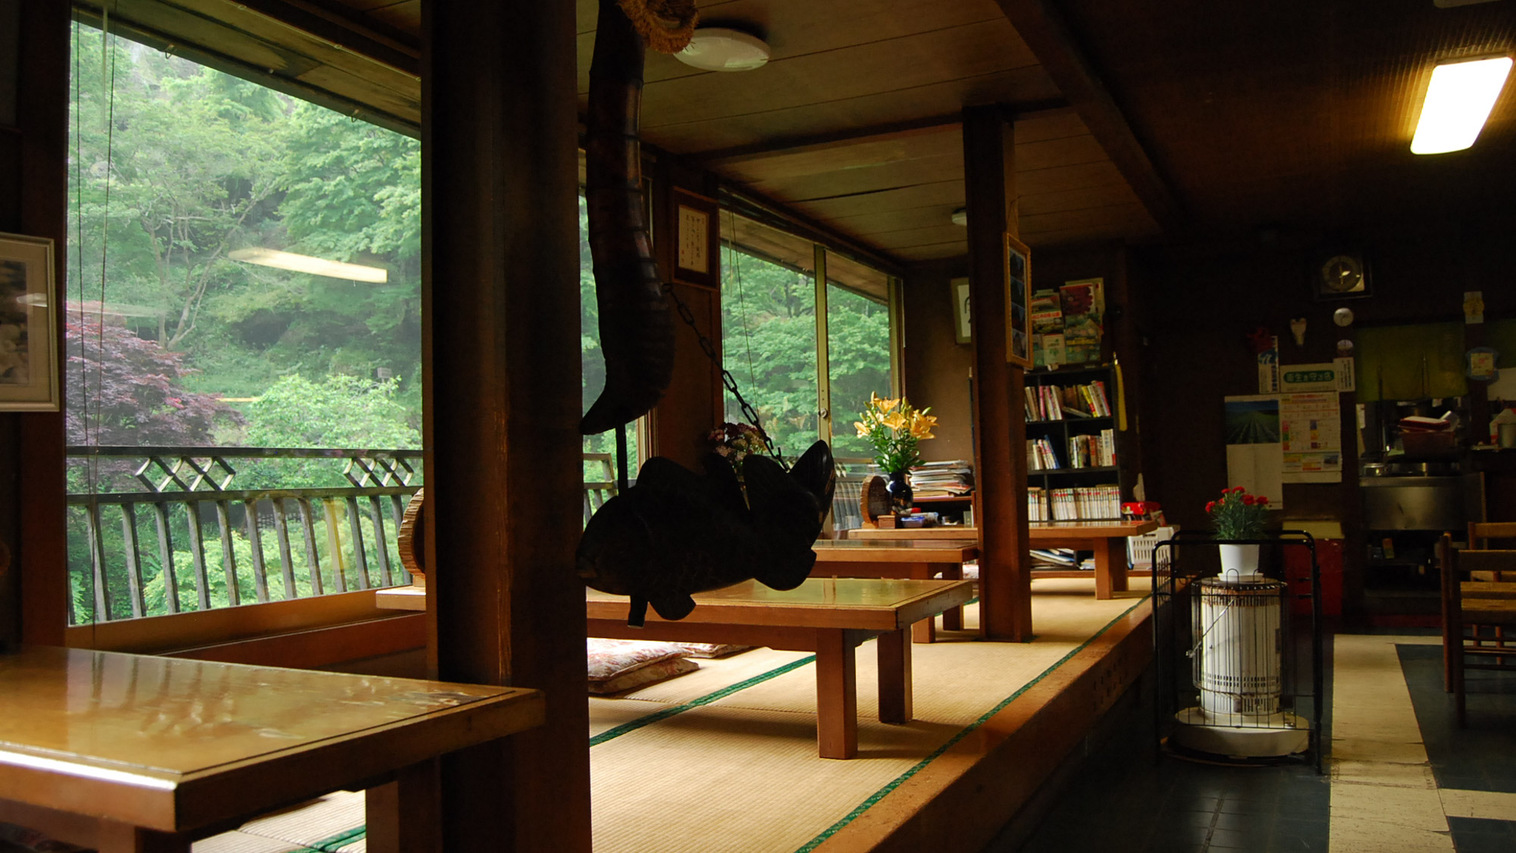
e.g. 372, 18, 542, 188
646, 177, 724, 471
2, 0, 70, 648
421, 5, 590, 853
963, 105, 1032, 641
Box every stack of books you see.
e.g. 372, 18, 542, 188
907, 460, 974, 497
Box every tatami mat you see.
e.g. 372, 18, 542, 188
189, 577, 1142, 853
590, 579, 1143, 853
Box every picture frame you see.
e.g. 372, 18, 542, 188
0, 231, 59, 411
671, 187, 720, 289
1003, 232, 1032, 368
951, 277, 971, 343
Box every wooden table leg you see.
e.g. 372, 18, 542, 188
934, 561, 965, 631
813, 629, 858, 759
1093, 538, 1127, 599
875, 628, 913, 724
909, 564, 939, 643
367, 760, 441, 852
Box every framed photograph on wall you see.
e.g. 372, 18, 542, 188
672, 187, 720, 289
0, 232, 59, 411
1003, 232, 1032, 367
951, 277, 971, 343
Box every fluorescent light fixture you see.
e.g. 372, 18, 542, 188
229, 248, 388, 283
1410, 56, 1513, 154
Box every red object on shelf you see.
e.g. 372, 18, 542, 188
1122, 501, 1163, 522
1285, 539, 1342, 617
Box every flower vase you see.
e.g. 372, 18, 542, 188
1218, 543, 1261, 579
886, 470, 913, 516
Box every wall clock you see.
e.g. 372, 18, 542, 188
1314, 252, 1370, 299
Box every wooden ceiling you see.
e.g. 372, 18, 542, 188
81, 0, 1516, 269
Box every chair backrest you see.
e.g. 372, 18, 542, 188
398, 488, 426, 580
830, 475, 864, 532
1467, 522, 1516, 580
858, 474, 891, 528
1468, 521, 1516, 548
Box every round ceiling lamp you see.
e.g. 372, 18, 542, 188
674, 28, 771, 72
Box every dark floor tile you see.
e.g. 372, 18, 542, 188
1448, 816, 1516, 853
1397, 644, 1516, 796
1206, 827, 1252, 848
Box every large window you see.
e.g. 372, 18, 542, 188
826, 260, 894, 462
65, 21, 421, 626
719, 211, 895, 466
719, 215, 819, 462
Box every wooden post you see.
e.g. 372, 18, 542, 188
422, 4, 590, 852
7, 0, 71, 648
963, 105, 1033, 641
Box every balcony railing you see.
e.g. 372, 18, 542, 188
64, 446, 865, 627
66, 446, 422, 626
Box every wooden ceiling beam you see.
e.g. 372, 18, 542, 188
992, 0, 1184, 230
695, 103, 1074, 169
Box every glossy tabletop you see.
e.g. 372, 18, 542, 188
0, 646, 544, 842
1030, 519, 1158, 540
586, 577, 974, 632
811, 538, 979, 562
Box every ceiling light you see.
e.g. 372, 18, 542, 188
674, 28, 770, 72
229, 248, 388, 283
1410, 56, 1513, 155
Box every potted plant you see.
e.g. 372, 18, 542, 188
1206, 486, 1271, 576
855, 393, 937, 513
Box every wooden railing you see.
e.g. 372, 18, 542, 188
66, 446, 422, 626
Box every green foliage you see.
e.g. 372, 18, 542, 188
719, 245, 895, 463
229, 374, 421, 488
68, 23, 422, 452
69, 499, 405, 623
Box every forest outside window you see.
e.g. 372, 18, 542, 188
64, 19, 422, 637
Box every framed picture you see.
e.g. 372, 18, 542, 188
672, 187, 720, 289
1003, 232, 1032, 368
951, 277, 971, 343
0, 231, 59, 411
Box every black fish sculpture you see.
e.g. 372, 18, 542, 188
577, 440, 837, 626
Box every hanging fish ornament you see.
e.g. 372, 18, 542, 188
580, 0, 699, 435
577, 440, 837, 626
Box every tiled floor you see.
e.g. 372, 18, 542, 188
994, 631, 1516, 852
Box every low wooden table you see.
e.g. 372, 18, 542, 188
810, 539, 979, 642
1028, 520, 1157, 599
847, 519, 1158, 600
0, 645, 544, 853
587, 577, 975, 760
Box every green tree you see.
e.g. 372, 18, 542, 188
230, 374, 422, 488
69, 30, 289, 352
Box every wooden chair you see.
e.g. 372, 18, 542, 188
398, 487, 426, 585
1467, 522, 1516, 580
1438, 534, 1516, 727
857, 474, 892, 529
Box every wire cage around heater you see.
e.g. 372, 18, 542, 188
1152, 532, 1324, 770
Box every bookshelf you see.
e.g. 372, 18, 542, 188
1023, 363, 1124, 521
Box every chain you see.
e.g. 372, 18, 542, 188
661, 281, 783, 464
